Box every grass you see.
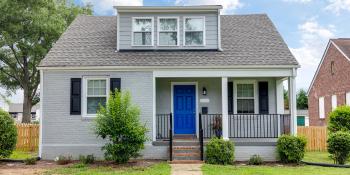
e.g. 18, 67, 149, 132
44, 162, 171, 175
9, 150, 37, 160
202, 164, 350, 175
303, 151, 350, 165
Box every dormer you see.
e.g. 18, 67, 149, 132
115, 5, 223, 51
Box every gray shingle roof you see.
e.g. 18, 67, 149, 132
39, 14, 299, 67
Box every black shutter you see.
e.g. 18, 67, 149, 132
259, 82, 269, 114
110, 78, 121, 93
70, 78, 81, 115
228, 82, 233, 114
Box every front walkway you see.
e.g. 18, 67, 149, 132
171, 164, 203, 175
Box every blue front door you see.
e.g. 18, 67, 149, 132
174, 85, 196, 134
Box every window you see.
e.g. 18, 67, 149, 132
31, 113, 36, 120
236, 83, 256, 114
346, 92, 350, 106
158, 17, 179, 46
331, 61, 335, 75
319, 97, 325, 119
10, 113, 17, 119
184, 17, 205, 46
83, 77, 109, 116
132, 17, 153, 46
332, 95, 337, 110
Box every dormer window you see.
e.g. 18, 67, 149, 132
132, 17, 154, 46
184, 17, 205, 46
158, 17, 179, 46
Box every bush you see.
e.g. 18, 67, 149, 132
327, 131, 350, 165
328, 106, 350, 133
24, 157, 37, 165
79, 154, 95, 164
205, 137, 234, 165
248, 154, 263, 165
94, 91, 148, 164
277, 135, 307, 163
54, 155, 72, 165
0, 109, 17, 158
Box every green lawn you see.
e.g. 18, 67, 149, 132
44, 162, 171, 175
9, 151, 37, 160
202, 164, 350, 175
303, 151, 350, 165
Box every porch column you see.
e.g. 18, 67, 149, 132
221, 77, 229, 140
288, 69, 297, 135
276, 78, 284, 136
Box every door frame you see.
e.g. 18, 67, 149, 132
171, 82, 198, 136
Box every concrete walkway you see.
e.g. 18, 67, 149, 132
171, 164, 203, 175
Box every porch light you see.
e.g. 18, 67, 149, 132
202, 87, 207, 96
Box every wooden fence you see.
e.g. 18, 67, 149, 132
297, 126, 327, 151
16, 124, 39, 151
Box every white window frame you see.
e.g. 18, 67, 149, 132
82, 76, 110, 118
131, 17, 154, 47
183, 16, 206, 47
319, 97, 325, 119
346, 92, 350, 106
233, 80, 258, 114
332, 95, 337, 110
157, 17, 179, 46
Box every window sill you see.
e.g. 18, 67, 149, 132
81, 115, 97, 121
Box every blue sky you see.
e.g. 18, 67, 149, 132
7, 0, 350, 103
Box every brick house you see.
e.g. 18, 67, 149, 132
308, 39, 350, 126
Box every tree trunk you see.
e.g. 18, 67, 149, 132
22, 88, 32, 123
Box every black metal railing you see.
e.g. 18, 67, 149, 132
169, 113, 173, 161
228, 114, 291, 138
201, 114, 223, 139
199, 113, 204, 161
156, 114, 171, 140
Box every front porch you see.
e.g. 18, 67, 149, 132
153, 75, 296, 141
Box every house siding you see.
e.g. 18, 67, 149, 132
41, 70, 157, 159
118, 12, 218, 50
308, 44, 350, 126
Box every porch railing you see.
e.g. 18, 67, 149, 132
228, 114, 290, 138
156, 114, 171, 140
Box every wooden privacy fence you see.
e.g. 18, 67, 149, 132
16, 124, 39, 151
297, 126, 327, 151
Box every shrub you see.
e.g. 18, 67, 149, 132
94, 91, 148, 164
328, 106, 350, 133
0, 109, 17, 158
54, 155, 72, 165
327, 131, 350, 165
79, 154, 95, 164
205, 137, 234, 165
277, 135, 307, 163
248, 154, 263, 165
24, 157, 37, 165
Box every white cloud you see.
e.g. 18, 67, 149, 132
282, 0, 312, 3
289, 19, 335, 90
175, 0, 242, 14
325, 0, 350, 15
82, 0, 143, 15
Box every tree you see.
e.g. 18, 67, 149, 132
297, 89, 308, 110
0, 0, 92, 123
94, 91, 148, 163
284, 88, 289, 110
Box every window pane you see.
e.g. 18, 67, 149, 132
87, 80, 106, 96
133, 19, 152, 32
185, 18, 204, 31
185, 32, 203, 45
133, 32, 152, 45
237, 99, 255, 114
87, 97, 106, 114
237, 84, 254, 98
160, 18, 177, 31
159, 32, 177, 45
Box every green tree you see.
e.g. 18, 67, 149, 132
297, 89, 308, 110
94, 91, 148, 164
284, 88, 289, 110
0, 0, 92, 123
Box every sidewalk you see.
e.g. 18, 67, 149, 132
171, 164, 203, 175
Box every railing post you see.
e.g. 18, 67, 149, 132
199, 113, 204, 161
169, 113, 173, 161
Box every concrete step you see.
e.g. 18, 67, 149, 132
169, 160, 203, 164
173, 155, 201, 160
173, 141, 200, 146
